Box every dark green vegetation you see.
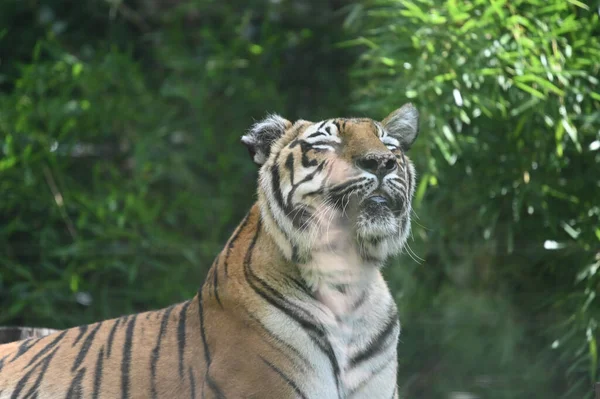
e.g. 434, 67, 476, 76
0, 0, 598, 397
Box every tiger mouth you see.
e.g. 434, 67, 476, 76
361, 191, 403, 213
363, 193, 391, 205
325, 182, 405, 220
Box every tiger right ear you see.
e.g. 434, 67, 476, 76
241, 114, 292, 165
382, 103, 419, 151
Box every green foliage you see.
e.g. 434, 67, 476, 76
1, 0, 600, 397
0, 0, 353, 327
349, 0, 600, 397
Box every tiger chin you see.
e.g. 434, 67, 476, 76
0, 104, 419, 399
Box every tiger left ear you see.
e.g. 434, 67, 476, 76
241, 114, 292, 165
381, 103, 420, 151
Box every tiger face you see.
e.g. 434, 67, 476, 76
242, 104, 419, 267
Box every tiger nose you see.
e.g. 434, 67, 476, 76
356, 153, 398, 178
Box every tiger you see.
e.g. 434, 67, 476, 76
0, 103, 419, 399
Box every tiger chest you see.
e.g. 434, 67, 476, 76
316, 293, 399, 398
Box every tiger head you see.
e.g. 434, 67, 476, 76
242, 104, 419, 269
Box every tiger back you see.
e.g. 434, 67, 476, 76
0, 103, 420, 399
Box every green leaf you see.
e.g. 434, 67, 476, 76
72, 63, 83, 78
248, 44, 263, 55
0, 156, 17, 172
567, 0, 590, 10
561, 118, 582, 151
380, 57, 396, 67
514, 82, 547, 99
70, 275, 79, 293
414, 173, 430, 208
514, 74, 565, 96
335, 37, 378, 49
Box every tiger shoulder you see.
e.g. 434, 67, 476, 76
0, 103, 420, 399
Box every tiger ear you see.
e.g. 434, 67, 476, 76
381, 103, 419, 151
241, 114, 292, 165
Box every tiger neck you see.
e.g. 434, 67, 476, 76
250, 202, 382, 317
297, 243, 380, 317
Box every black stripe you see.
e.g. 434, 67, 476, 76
307, 131, 327, 139
0, 355, 7, 371
105, 318, 121, 358
245, 310, 311, 370
349, 310, 399, 367
121, 314, 138, 399
178, 301, 192, 379
72, 325, 88, 347
206, 376, 226, 399
329, 177, 367, 196
285, 153, 295, 185
289, 244, 300, 264
22, 351, 58, 397
332, 120, 341, 133
93, 347, 105, 399
212, 254, 223, 308
286, 161, 326, 213
270, 160, 287, 212
65, 367, 86, 399
12, 347, 59, 399
352, 290, 369, 312
188, 367, 196, 399
273, 153, 325, 230
265, 156, 302, 252
387, 179, 405, 192
348, 354, 396, 396
198, 290, 211, 365
301, 162, 335, 199
243, 224, 321, 331
223, 211, 252, 276
287, 276, 312, 297
197, 289, 226, 399
263, 194, 297, 252
259, 355, 308, 399
9, 338, 37, 363
24, 330, 67, 369
151, 305, 176, 399
243, 222, 341, 394
300, 142, 318, 168
330, 175, 367, 191
330, 183, 370, 206
72, 322, 103, 372
287, 140, 318, 167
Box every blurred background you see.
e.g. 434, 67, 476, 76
0, 0, 599, 397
